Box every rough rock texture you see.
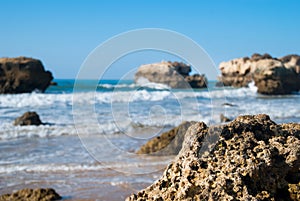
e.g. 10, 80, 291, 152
137, 121, 196, 155
135, 61, 207, 88
14, 111, 43, 126
0, 188, 61, 201
217, 53, 300, 94
127, 114, 300, 201
0, 57, 53, 93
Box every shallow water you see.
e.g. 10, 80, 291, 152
0, 79, 299, 200
0, 135, 169, 200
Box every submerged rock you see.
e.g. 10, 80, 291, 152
134, 61, 207, 88
220, 113, 232, 123
137, 121, 196, 155
14, 111, 43, 126
127, 114, 300, 200
0, 57, 53, 93
217, 53, 300, 94
0, 188, 61, 201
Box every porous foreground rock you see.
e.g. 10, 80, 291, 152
137, 121, 196, 155
135, 61, 207, 88
14, 111, 43, 126
0, 188, 61, 201
127, 114, 300, 201
217, 53, 300, 94
0, 57, 53, 93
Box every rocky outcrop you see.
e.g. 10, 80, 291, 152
0, 188, 61, 201
135, 61, 207, 88
253, 58, 300, 95
0, 57, 53, 93
217, 53, 300, 94
137, 121, 196, 155
217, 56, 254, 87
14, 111, 43, 126
127, 114, 300, 201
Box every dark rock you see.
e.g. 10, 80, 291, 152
184, 74, 207, 88
0, 57, 53, 93
222, 103, 238, 107
134, 61, 207, 88
14, 111, 43, 126
0, 188, 61, 201
127, 114, 300, 200
168, 61, 191, 76
137, 121, 196, 155
50, 81, 58, 86
220, 113, 232, 122
251, 53, 273, 61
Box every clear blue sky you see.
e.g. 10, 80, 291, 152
1, 0, 300, 79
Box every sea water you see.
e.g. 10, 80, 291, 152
0, 79, 299, 200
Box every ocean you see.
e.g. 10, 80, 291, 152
0, 79, 300, 200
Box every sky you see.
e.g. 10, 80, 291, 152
1, 0, 300, 80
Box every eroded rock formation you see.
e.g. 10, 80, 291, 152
127, 114, 300, 200
0, 57, 53, 93
217, 54, 300, 94
135, 61, 207, 88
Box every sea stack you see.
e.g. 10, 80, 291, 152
217, 53, 300, 95
134, 61, 207, 88
0, 57, 53, 93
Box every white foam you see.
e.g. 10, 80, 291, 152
0, 87, 258, 108
0, 86, 299, 140
98, 83, 137, 89
0, 93, 72, 108
248, 81, 258, 92
98, 78, 170, 90
136, 77, 170, 90
0, 123, 77, 140
0, 161, 169, 174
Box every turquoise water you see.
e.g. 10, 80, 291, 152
0, 79, 299, 200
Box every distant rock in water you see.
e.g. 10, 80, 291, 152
0, 188, 61, 201
0, 57, 53, 93
221, 102, 238, 107
137, 121, 196, 155
217, 53, 300, 94
134, 61, 207, 88
253, 55, 300, 95
220, 113, 232, 122
50, 81, 58, 86
14, 111, 43, 126
127, 114, 300, 200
